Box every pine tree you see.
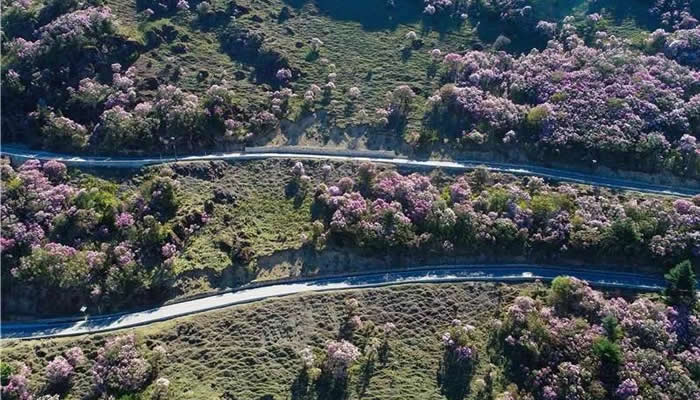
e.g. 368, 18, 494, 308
664, 260, 697, 308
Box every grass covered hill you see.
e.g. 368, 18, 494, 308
2, 0, 699, 178
2, 157, 698, 317
2, 273, 699, 400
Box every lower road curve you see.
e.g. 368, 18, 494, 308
1, 144, 696, 197
1, 264, 670, 340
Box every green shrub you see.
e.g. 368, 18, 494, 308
487, 189, 510, 213
526, 105, 551, 128
593, 337, 622, 367
73, 186, 119, 225
0, 362, 12, 386
549, 276, 576, 313
602, 315, 623, 342
142, 177, 179, 221
664, 260, 697, 308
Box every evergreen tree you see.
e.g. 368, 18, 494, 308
664, 260, 697, 308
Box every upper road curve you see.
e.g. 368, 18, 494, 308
1, 144, 697, 197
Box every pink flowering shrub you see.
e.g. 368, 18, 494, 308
659, 26, 700, 67
41, 160, 67, 182
38, 113, 90, 150
91, 334, 152, 395
314, 168, 699, 263
7, 7, 115, 63
649, 0, 698, 30
2, 5, 253, 152
0, 159, 208, 315
12, 242, 90, 290
428, 36, 700, 176
45, 356, 74, 386
324, 340, 360, 379
276, 68, 292, 82
115, 212, 135, 229
64, 347, 86, 367
1, 3, 133, 149
1, 363, 32, 400
490, 276, 699, 400
439, 320, 479, 399
91, 73, 244, 150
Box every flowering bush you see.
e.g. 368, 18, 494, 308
0, 159, 200, 315
1, 363, 32, 400
490, 276, 700, 400
7, 7, 115, 63
65, 347, 86, 367
1, 5, 255, 152
324, 340, 360, 379
153, 377, 170, 399
440, 321, 479, 399
12, 242, 90, 290
153, 85, 204, 143
314, 168, 699, 264
428, 36, 700, 176
38, 113, 90, 151
649, 0, 698, 30
389, 85, 416, 118
45, 356, 74, 386
91, 334, 152, 394
658, 26, 700, 68
276, 68, 292, 82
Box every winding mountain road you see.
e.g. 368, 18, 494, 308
1, 264, 672, 340
2, 144, 697, 197
1, 146, 696, 340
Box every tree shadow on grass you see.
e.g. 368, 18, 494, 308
290, 368, 313, 400
291, 368, 349, 400
217, 23, 297, 87
437, 350, 476, 400
283, 0, 423, 31
588, 0, 656, 28
355, 358, 375, 398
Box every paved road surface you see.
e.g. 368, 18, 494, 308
1, 145, 693, 340
2, 145, 696, 197
1, 265, 669, 340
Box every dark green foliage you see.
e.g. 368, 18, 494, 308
593, 335, 622, 386
593, 337, 622, 367
0, 362, 12, 386
73, 186, 119, 224
603, 218, 644, 256
602, 315, 623, 342
664, 260, 697, 307
143, 177, 179, 221
549, 276, 576, 313
438, 352, 476, 400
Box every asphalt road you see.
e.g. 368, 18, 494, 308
1, 264, 669, 340
0, 145, 694, 340
2, 144, 697, 197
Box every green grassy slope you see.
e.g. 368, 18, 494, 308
2, 282, 518, 399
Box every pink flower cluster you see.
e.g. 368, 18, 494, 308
9, 7, 114, 62
324, 340, 360, 379
442, 321, 478, 362
91, 334, 152, 394
495, 277, 700, 400
314, 167, 700, 262
431, 36, 700, 176
1, 363, 32, 400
